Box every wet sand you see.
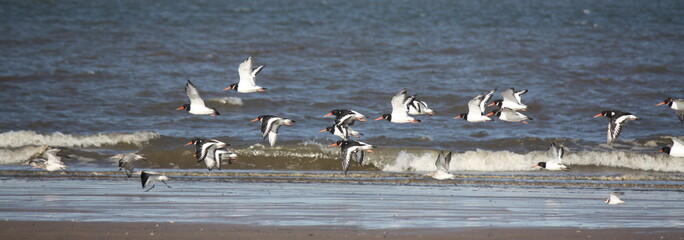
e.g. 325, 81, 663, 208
1, 221, 683, 240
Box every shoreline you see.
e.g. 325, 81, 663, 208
1, 221, 683, 240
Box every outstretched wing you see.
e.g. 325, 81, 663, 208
185, 80, 206, 106
513, 89, 528, 104
391, 89, 409, 116
480, 89, 496, 113
238, 57, 258, 88
468, 93, 485, 116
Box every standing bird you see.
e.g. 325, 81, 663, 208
251, 115, 295, 147
487, 107, 533, 123
176, 80, 220, 116
593, 110, 639, 144
404, 95, 436, 116
113, 153, 146, 178
28, 148, 67, 171
659, 137, 684, 157
656, 98, 684, 122
488, 88, 528, 111
329, 140, 375, 174
455, 89, 496, 122
376, 89, 420, 123
140, 171, 172, 192
324, 109, 367, 126
224, 56, 266, 93
427, 151, 455, 180
604, 192, 626, 205
532, 143, 568, 171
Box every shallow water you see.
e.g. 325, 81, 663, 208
1, 168, 683, 229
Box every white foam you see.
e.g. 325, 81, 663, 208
0, 145, 48, 164
208, 97, 243, 106
378, 149, 684, 173
0, 131, 159, 148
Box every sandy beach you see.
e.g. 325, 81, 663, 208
2, 221, 683, 240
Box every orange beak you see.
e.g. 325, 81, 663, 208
319, 129, 328, 132
176, 106, 185, 110
532, 164, 539, 168
454, 116, 462, 119
323, 113, 333, 117
658, 149, 664, 152
593, 113, 603, 118
487, 102, 496, 107
375, 116, 384, 121
485, 112, 494, 116
250, 118, 260, 122
223, 86, 233, 91
365, 149, 373, 153
184, 141, 193, 146
656, 102, 666, 106
328, 143, 339, 147
358, 118, 367, 122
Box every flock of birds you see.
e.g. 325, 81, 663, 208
26, 56, 684, 201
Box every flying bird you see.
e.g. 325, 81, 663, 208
224, 56, 266, 93
113, 153, 146, 178
176, 80, 220, 116
185, 138, 236, 171
656, 98, 684, 122
489, 88, 528, 111
28, 148, 66, 171
659, 137, 684, 157
376, 89, 420, 123
140, 171, 172, 192
487, 107, 533, 123
251, 115, 295, 147
455, 89, 496, 122
329, 140, 375, 174
532, 143, 568, 171
324, 109, 367, 126
427, 151, 455, 180
593, 110, 639, 144
404, 95, 436, 116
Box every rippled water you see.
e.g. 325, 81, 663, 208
1, 0, 683, 174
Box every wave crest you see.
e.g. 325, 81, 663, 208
0, 131, 160, 148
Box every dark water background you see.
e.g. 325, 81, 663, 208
1, 0, 683, 173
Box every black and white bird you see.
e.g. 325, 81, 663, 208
455, 89, 496, 122
427, 151, 455, 180
604, 192, 625, 205
376, 89, 420, 123
593, 110, 639, 144
140, 171, 171, 192
176, 80, 220, 116
251, 115, 295, 147
532, 143, 568, 171
659, 137, 684, 157
224, 56, 266, 93
656, 98, 684, 122
488, 88, 528, 111
320, 124, 362, 140
324, 109, 367, 126
28, 148, 66, 171
329, 140, 375, 174
487, 107, 533, 123
404, 95, 436, 116
113, 153, 146, 178
185, 138, 236, 171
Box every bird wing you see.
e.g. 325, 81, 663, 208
513, 89, 528, 104
480, 89, 496, 113
501, 88, 518, 104
185, 80, 206, 107
676, 110, 684, 122
671, 137, 684, 150
238, 57, 257, 88
468, 93, 485, 116
391, 89, 409, 116
341, 146, 359, 174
